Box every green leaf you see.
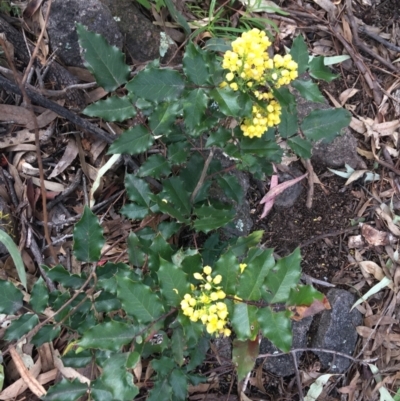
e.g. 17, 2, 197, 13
213, 251, 239, 294
0, 230, 27, 289
301, 108, 351, 142
73, 205, 105, 262
94, 291, 121, 312
0, 280, 23, 313
163, 177, 192, 215
183, 43, 209, 85
117, 277, 165, 323
204, 37, 232, 52
309, 56, 339, 82
217, 175, 243, 204
76, 24, 129, 92
78, 321, 137, 351
291, 79, 325, 103
4, 313, 39, 341
83, 96, 135, 122
158, 258, 189, 306
147, 378, 172, 401
258, 308, 292, 352
108, 125, 154, 155
232, 339, 260, 382
169, 368, 188, 401
138, 155, 171, 179
279, 106, 298, 138
99, 353, 139, 401
230, 231, 264, 257
151, 195, 190, 224
238, 249, 275, 300
164, 0, 191, 35
288, 284, 324, 305
148, 234, 174, 272
287, 136, 312, 159
126, 67, 185, 103
240, 136, 282, 159
167, 142, 189, 165
290, 35, 309, 74
30, 277, 49, 313
43, 378, 88, 401
205, 127, 232, 147
231, 303, 259, 340
171, 327, 185, 366
62, 349, 92, 368
120, 203, 150, 220
263, 248, 302, 303
31, 325, 61, 347
124, 175, 152, 206
149, 102, 181, 136
193, 205, 235, 233
210, 87, 252, 117
44, 265, 86, 289
273, 87, 296, 108
183, 89, 209, 130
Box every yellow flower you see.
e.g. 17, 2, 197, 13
203, 266, 212, 275
239, 263, 247, 273
213, 275, 222, 285
193, 273, 203, 280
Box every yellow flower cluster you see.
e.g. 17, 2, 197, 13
180, 266, 231, 337
240, 99, 282, 138
221, 29, 299, 138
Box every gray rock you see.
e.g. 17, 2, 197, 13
99, 0, 178, 63
274, 166, 304, 208
260, 316, 313, 376
294, 76, 365, 169
44, 0, 123, 67
310, 288, 362, 373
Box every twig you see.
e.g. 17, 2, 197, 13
258, 348, 378, 365
190, 147, 215, 203
358, 26, 400, 53
47, 168, 83, 210
301, 273, 336, 287
291, 351, 304, 401
299, 226, 359, 248
303, 158, 314, 209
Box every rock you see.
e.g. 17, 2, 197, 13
44, 0, 123, 68
99, 0, 178, 63
294, 75, 366, 169
310, 288, 362, 373
260, 316, 313, 377
274, 166, 304, 208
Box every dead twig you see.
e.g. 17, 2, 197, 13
191, 147, 215, 203
358, 26, 400, 53
299, 226, 359, 248
303, 158, 314, 209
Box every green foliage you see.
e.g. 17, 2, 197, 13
4, 23, 352, 401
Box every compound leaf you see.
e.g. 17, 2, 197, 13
83, 96, 136, 122
108, 125, 154, 155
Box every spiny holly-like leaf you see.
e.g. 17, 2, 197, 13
309, 56, 339, 82
183, 42, 209, 85
138, 155, 171, 179
76, 24, 130, 92
237, 248, 275, 301
4, 313, 39, 341
287, 136, 312, 159
98, 353, 139, 401
0, 230, 27, 289
301, 108, 351, 142
31, 325, 61, 347
124, 175, 152, 205
126, 67, 185, 103
231, 303, 259, 341
230, 231, 264, 257
263, 248, 302, 303
210, 88, 252, 117
257, 308, 292, 352
183, 89, 209, 130
78, 321, 137, 351
147, 378, 172, 401
279, 107, 298, 138
193, 205, 235, 233
148, 235, 175, 272
163, 177, 192, 215
30, 277, 49, 313
158, 258, 190, 306
288, 284, 324, 306
43, 265, 86, 289
149, 102, 181, 136
83, 96, 136, 122
108, 125, 154, 155
62, 349, 92, 368
43, 378, 88, 401
169, 368, 188, 401
217, 174, 243, 204
94, 291, 121, 312
232, 338, 260, 382
213, 251, 239, 294
73, 206, 105, 263
0, 280, 23, 313
291, 79, 325, 103
167, 142, 189, 165
117, 277, 165, 323
240, 137, 282, 159
151, 195, 190, 224
290, 35, 309, 74
273, 87, 296, 108
171, 327, 186, 366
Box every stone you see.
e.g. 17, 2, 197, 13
99, 0, 178, 63
44, 0, 123, 68
260, 316, 313, 377
310, 288, 362, 373
274, 166, 304, 208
